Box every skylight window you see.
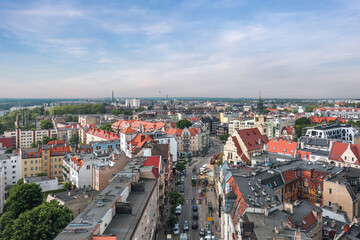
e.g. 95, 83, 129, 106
273, 147, 276, 150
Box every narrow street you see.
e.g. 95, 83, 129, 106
160, 138, 222, 240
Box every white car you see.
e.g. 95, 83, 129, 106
173, 224, 180, 236
175, 204, 182, 215
183, 220, 189, 231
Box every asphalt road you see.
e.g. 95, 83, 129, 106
177, 138, 223, 240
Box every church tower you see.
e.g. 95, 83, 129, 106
254, 91, 267, 135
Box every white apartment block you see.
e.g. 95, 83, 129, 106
125, 98, 140, 108
228, 119, 254, 135
0, 154, 22, 187
305, 124, 358, 144
63, 153, 102, 189
4, 129, 57, 149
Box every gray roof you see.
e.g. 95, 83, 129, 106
299, 136, 331, 147
25, 176, 52, 183
51, 188, 99, 203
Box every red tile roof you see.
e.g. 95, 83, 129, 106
266, 139, 297, 156
281, 170, 297, 184
144, 156, 162, 179
282, 126, 294, 135
237, 128, 269, 151
309, 116, 345, 124
232, 136, 249, 162
87, 127, 120, 140
329, 142, 348, 162
47, 140, 65, 145
121, 127, 137, 134
297, 150, 311, 160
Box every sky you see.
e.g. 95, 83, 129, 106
0, 0, 359, 99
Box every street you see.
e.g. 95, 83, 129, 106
164, 138, 223, 240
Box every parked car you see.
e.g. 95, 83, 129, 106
192, 221, 199, 229
181, 176, 185, 182
175, 204, 181, 215
183, 220, 189, 231
173, 224, 180, 235
193, 212, 198, 220
193, 205, 198, 212
180, 184, 184, 193
180, 233, 188, 240
199, 228, 205, 237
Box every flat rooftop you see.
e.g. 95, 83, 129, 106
102, 179, 157, 240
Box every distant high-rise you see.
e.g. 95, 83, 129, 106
111, 90, 114, 102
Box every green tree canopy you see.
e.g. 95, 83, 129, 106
7, 183, 43, 218
305, 105, 317, 112
176, 119, 192, 129
49, 104, 106, 115
69, 133, 79, 145
219, 133, 230, 142
64, 115, 78, 122
295, 117, 310, 126
175, 163, 186, 172
98, 123, 114, 132
135, 107, 146, 112
39, 119, 53, 130
2, 200, 72, 240
4, 148, 12, 153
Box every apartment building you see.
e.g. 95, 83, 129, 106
228, 118, 254, 135
4, 128, 57, 149
112, 119, 166, 133
305, 124, 358, 144
20, 140, 71, 179
164, 126, 210, 157
56, 160, 160, 240
63, 153, 102, 189
224, 128, 269, 163
92, 152, 130, 191
313, 107, 360, 120
328, 142, 360, 168
0, 153, 22, 186
323, 168, 360, 222
85, 126, 120, 144
78, 115, 100, 126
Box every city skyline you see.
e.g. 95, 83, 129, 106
1, 0, 360, 98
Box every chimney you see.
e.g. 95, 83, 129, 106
284, 202, 294, 214
274, 225, 280, 234
331, 219, 336, 228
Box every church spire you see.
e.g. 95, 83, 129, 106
255, 90, 266, 115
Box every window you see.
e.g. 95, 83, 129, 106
329, 188, 332, 194
45, 163, 48, 167
339, 206, 342, 210
328, 201, 332, 207
24, 168, 27, 171
87, 165, 90, 170
35, 160, 38, 164
54, 165, 57, 169
31, 161, 33, 164
35, 167, 38, 170
24, 161, 27, 165
45, 156, 47, 161
12, 171, 15, 174
12, 165, 15, 169
31, 167, 33, 171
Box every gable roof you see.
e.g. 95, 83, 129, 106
329, 142, 348, 162
121, 127, 137, 134
237, 128, 269, 151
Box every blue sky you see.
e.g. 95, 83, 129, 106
0, 0, 359, 98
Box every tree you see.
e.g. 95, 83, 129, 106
64, 115, 78, 122
37, 172, 47, 176
175, 163, 185, 172
69, 133, 79, 145
219, 134, 230, 142
7, 183, 43, 218
135, 107, 146, 112
112, 109, 121, 115
4, 148, 12, 153
163, 106, 168, 110
2, 200, 72, 240
176, 119, 192, 129
40, 119, 53, 130
295, 117, 310, 126
305, 105, 316, 112
41, 135, 51, 145
225, 107, 232, 112
98, 123, 114, 132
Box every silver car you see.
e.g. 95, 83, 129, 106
183, 220, 189, 231
173, 223, 180, 235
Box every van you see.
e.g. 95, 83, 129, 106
166, 234, 172, 240
180, 233, 188, 240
